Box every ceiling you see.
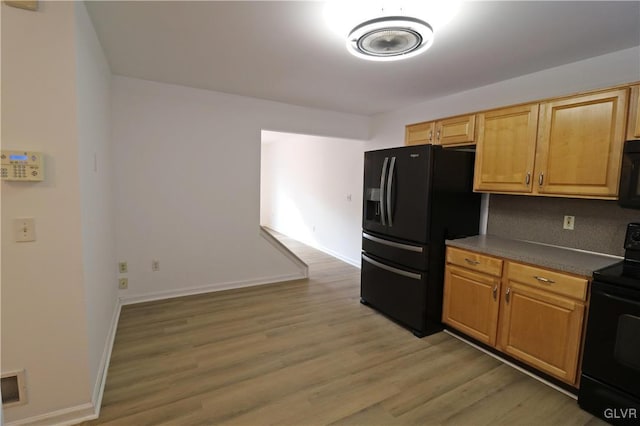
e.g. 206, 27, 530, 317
86, 1, 640, 116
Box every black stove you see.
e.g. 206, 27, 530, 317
594, 261, 640, 291
578, 223, 640, 425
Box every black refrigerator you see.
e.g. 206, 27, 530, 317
361, 144, 480, 337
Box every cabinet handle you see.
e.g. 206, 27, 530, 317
492, 285, 498, 300
428, 130, 433, 142
505, 288, 511, 303
538, 173, 544, 186
464, 258, 480, 265
533, 275, 555, 284
525, 172, 531, 185
436, 130, 441, 141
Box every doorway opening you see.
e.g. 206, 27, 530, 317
260, 130, 365, 267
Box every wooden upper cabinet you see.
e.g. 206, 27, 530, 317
434, 114, 476, 146
408, 83, 635, 199
474, 104, 539, 193
628, 84, 640, 140
405, 121, 435, 146
405, 114, 476, 147
535, 88, 628, 198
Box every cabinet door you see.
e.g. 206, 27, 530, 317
405, 121, 435, 146
628, 85, 640, 140
443, 265, 501, 346
474, 104, 539, 193
435, 114, 476, 146
535, 89, 628, 198
498, 282, 585, 385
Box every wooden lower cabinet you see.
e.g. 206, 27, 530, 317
498, 282, 585, 385
443, 265, 501, 346
442, 247, 588, 387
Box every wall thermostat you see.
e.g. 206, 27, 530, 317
1, 150, 44, 182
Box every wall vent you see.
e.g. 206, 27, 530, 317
2, 370, 27, 407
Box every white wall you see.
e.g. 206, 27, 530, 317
261, 132, 365, 266
1, 1, 92, 422
111, 77, 370, 301
370, 47, 640, 150
74, 1, 118, 407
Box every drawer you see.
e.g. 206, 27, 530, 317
446, 247, 503, 277
506, 261, 588, 301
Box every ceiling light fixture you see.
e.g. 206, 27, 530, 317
324, 1, 460, 62
347, 16, 433, 61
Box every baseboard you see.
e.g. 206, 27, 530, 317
119, 273, 306, 306
92, 299, 122, 417
443, 329, 577, 400
312, 243, 360, 268
5, 299, 122, 426
5, 402, 96, 426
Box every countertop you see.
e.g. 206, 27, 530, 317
445, 235, 621, 277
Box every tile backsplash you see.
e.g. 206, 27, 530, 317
487, 194, 640, 257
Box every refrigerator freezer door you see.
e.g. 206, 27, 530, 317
361, 253, 427, 333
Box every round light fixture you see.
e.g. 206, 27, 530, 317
347, 16, 433, 61
324, 1, 461, 62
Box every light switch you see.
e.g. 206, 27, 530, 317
14, 217, 35, 242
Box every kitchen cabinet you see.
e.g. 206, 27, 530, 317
405, 114, 476, 147
405, 121, 435, 145
474, 104, 539, 193
498, 262, 587, 385
442, 248, 503, 346
443, 247, 589, 386
535, 88, 628, 198
435, 114, 476, 146
628, 84, 640, 140
407, 83, 633, 198
474, 88, 628, 199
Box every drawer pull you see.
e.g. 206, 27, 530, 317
534, 275, 555, 284
505, 287, 511, 303
525, 172, 531, 185
464, 258, 480, 265
492, 285, 498, 300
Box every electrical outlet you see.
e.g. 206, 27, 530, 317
152, 259, 160, 272
118, 278, 128, 289
118, 262, 128, 273
563, 215, 575, 230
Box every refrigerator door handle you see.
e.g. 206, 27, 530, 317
380, 157, 389, 226
386, 156, 396, 227
362, 232, 423, 253
362, 254, 422, 280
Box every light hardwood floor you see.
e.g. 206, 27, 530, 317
83, 232, 607, 426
